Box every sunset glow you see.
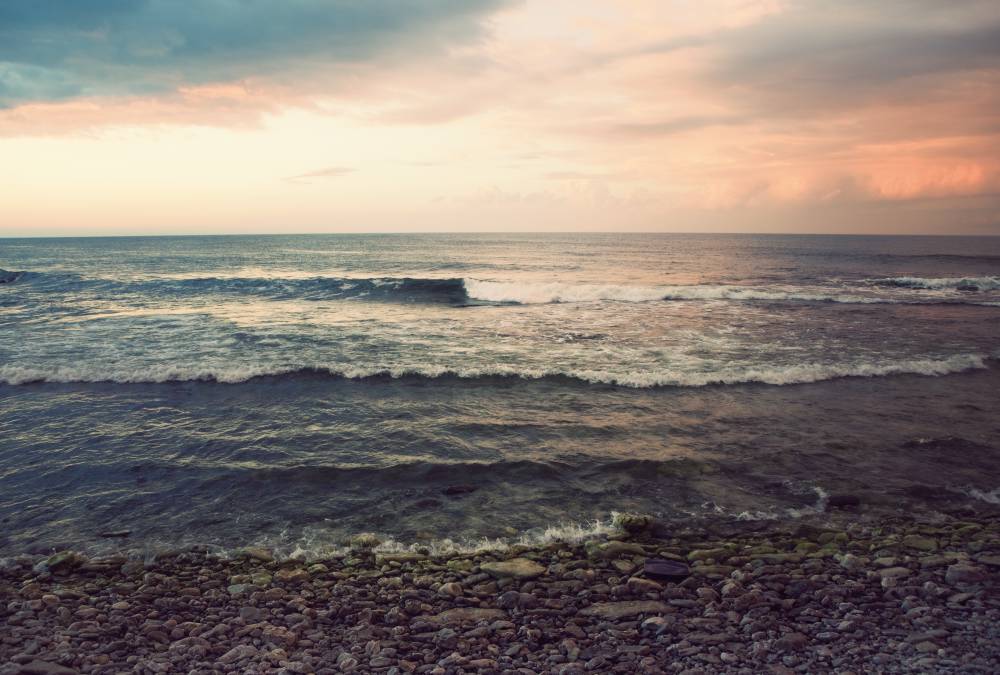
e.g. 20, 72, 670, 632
1, 0, 999, 235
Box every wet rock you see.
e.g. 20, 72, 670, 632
274, 568, 309, 583
616, 513, 654, 534
481, 558, 546, 580
349, 533, 382, 550
442, 485, 477, 496
826, 494, 861, 510
241, 547, 275, 562
32, 551, 81, 575
687, 547, 728, 562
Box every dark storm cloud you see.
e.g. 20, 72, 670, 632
0, 0, 508, 107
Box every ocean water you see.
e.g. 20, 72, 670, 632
1, 233, 999, 556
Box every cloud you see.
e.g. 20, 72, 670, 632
284, 166, 355, 183
0, 0, 509, 107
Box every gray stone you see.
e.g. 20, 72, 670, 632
481, 558, 546, 580
579, 600, 671, 619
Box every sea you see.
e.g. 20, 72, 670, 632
1, 233, 999, 557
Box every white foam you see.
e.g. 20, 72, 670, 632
873, 276, 1000, 291
964, 486, 1000, 505
229, 515, 623, 561
463, 279, 897, 305
0, 352, 989, 388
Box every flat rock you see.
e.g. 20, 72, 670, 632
945, 564, 985, 585
17, 663, 79, 675
429, 608, 507, 625
481, 558, 546, 580
902, 535, 938, 552
579, 600, 671, 619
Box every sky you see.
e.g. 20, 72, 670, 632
1, 0, 999, 236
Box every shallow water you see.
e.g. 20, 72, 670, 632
1, 233, 999, 555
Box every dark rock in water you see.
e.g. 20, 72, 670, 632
0, 269, 22, 284
826, 494, 860, 510
903, 484, 960, 502
616, 513, 654, 534
412, 498, 443, 509
442, 485, 477, 496
98, 530, 131, 539
955, 284, 979, 292
644, 558, 690, 581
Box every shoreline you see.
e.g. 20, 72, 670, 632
2, 512, 998, 674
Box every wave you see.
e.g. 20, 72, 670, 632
6, 268, 1000, 306
464, 279, 1000, 305
1, 352, 990, 388
871, 276, 1000, 291
0, 269, 24, 284
1, 271, 477, 305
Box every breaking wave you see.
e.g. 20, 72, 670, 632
0, 352, 989, 388
6, 269, 1000, 306
463, 279, 998, 305
871, 276, 1000, 291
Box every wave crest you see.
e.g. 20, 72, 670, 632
872, 276, 1000, 291
0, 353, 989, 388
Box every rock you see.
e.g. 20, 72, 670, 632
240, 606, 263, 622
641, 616, 673, 635
687, 547, 728, 562
773, 632, 809, 652
274, 568, 309, 583
878, 567, 911, 580
827, 494, 861, 509
33, 551, 80, 575
480, 558, 546, 580
627, 577, 663, 594
837, 553, 864, 571
442, 485, 477, 496
98, 530, 131, 539
438, 582, 463, 597
219, 645, 258, 664
251, 571, 273, 586
579, 600, 671, 619
241, 547, 275, 562
902, 535, 938, 552
588, 541, 646, 559
945, 564, 985, 585
616, 513, 654, 534
349, 533, 382, 550
262, 625, 297, 647
17, 662, 79, 675
429, 608, 507, 625
375, 552, 427, 564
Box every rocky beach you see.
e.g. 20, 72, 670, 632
2, 510, 998, 675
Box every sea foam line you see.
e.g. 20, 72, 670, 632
870, 276, 1000, 291
0, 353, 990, 388
462, 279, 995, 305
